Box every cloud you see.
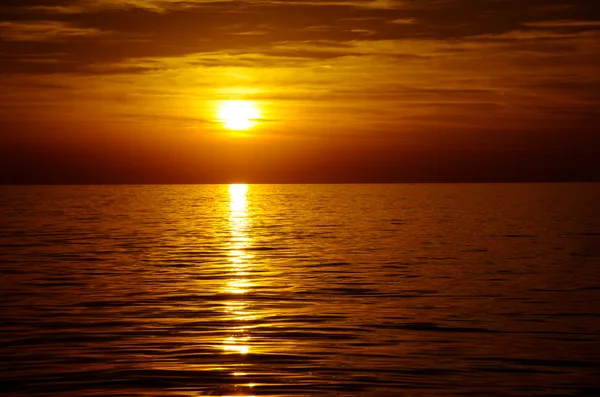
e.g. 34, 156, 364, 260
523, 20, 600, 28
0, 20, 107, 42
11, 0, 460, 14
470, 29, 598, 41
26, 0, 221, 14
389, 18, 417, 24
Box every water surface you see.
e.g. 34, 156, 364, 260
1, 183, 600, 396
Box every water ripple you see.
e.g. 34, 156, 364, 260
1, 183, 600, 396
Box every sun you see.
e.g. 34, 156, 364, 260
217, 100, 260, 131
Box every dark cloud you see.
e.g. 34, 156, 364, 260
2, 0, 599, 72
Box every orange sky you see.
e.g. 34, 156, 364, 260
1, 0, 599, 183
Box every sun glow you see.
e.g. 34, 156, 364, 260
217, 100, 260, 131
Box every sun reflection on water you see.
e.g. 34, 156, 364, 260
225, 184, 252, 296
221, 183, 255, 390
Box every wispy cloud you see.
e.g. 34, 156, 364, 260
0, 20, 107, 42
389, 18, 417, 24
523, 20, 600, 28
27, 0, 217, 14
19, 0, 456, 14
470, 29, 600, 41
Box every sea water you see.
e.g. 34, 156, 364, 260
1, 183, 599, 396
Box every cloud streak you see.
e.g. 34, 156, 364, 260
0, 20, 107, 41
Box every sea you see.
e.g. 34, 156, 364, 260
1, 183, 600, 397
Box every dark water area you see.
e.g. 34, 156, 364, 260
1, 183, 600, 397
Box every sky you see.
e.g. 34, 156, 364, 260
1, 0, 599, 183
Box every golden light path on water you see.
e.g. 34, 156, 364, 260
221, 184, 257, 396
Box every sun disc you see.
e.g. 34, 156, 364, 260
217, 100, 260, 131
